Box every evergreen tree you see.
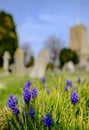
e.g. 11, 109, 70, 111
0, 11, 18, 66
59, 48, 79, 68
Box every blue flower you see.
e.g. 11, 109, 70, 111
64, 86, 68, 92
8, 94, 17, 109
23, 88, 31, 104
13, 106, 19, 116
42, 77, 46, 83
28, 105, 35, 118
13, 96, 18, 104
24, 80, 31, 90
32, 88, 38, 99
8, 94, 19, 116
42, 113, 52, 127
71, 89, 78, 105
66, 80, 72, 87
77, 77, 81, 84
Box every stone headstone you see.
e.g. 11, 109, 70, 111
30, 49, 49, 78
9, 63, 15, 73
14, 48, 25, 75
76, 63, 89, 72
3, 51, 10, 74
62, 61, 75, 72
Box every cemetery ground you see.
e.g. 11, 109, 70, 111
0, 72, 89, 129
0, 72, 88, 107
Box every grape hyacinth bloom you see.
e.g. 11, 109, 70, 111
64, 86, 68, 92
42, 77, 48, 89
77, 77, 81, 84
8, 94, 17, 109
13, 96, 18, 104
66, 80, 72, 87
32, 88, 38, 99
8, 94, 19, 116
28, 105, 35, 118
24, 80, 31, 90
23, 88, 31, 104
71, 88, 78, 105
13, 106, 19, 116
42, 113, 52, 127
42, 77, 46, 83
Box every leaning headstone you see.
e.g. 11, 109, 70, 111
14, 48, 25, 76
62, 61, 75, 72
3, 51, 10, 74
30, 49, 49, 78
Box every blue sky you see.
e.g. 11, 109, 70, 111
0, 0, 89, 57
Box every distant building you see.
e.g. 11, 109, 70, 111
69, 23, 89, 64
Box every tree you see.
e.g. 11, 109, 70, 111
44, 35, 64, 69
59, 48, 79, 68
21, 43, 34, 66
0, 11, 18, 66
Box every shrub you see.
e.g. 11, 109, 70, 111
59, 48, 79, 68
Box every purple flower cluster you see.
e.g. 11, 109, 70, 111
8, 94, 19, 116
42, 77, 50, 95
42, 113, 52, 127
23, 80, 38, 104
65, 80, 72, 92
32, 88, 38, 99
71, 88, 78, 105
64, 86, 68, 92
24, 80, 31, 90
23, 88, 31, 104
42, 77, 47, 88
42, 77, 46, 83
77, 77, 81, 84
66, 80, 72, 87
28, 105, 35, 118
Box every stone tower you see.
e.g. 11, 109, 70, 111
69, 24, 89, 64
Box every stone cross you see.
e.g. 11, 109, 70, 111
30, 49, 49, 78
3, 51, 10, 74
14, 48, 25, 75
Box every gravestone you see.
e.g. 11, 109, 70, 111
3, 51, 10, 74
30, 49, 49, 78
76, 63, 89, 72
14, 48, 25, 75
62, 61, 75, 72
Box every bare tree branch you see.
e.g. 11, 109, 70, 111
20, 43, 34, 65
44, 35, 64, 67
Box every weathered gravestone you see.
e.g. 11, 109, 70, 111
14, 48, 25, 76
30, 49, 49, 78
76, 63, 89, 72
3, 51, 10, 74
62, 61, 75, 72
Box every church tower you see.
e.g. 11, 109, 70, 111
69, 24, 89, 63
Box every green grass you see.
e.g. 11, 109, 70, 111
0, 72, 89, 129
0, 72, 89, 108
